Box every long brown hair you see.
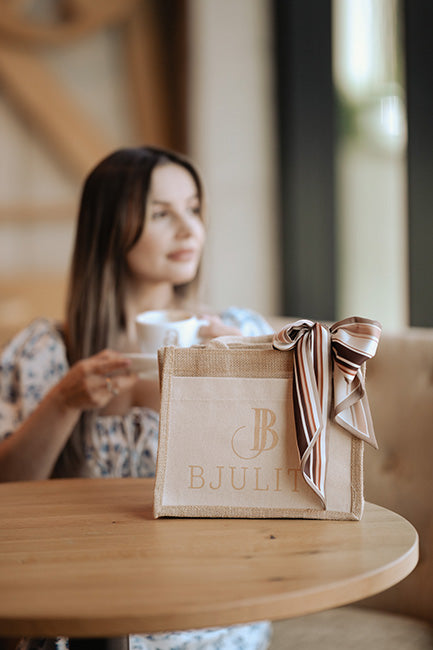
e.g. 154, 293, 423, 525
66, 146, 204, 364
54, 146, 204, 476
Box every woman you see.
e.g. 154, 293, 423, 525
0, 147, 273, 649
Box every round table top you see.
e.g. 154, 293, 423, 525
0, 477, 418, 638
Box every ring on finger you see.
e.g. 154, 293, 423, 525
105, 376, 119, 396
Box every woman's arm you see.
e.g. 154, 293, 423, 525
0, 350, 136, 482
199, 307, 274, 340
199, 314, 242, 340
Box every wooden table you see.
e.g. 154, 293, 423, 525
0, 478, 418, 638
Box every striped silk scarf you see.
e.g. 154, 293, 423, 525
273, 317, 382, 507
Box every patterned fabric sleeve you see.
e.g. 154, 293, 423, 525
219, 306, 274, 336
0, 319, 68, 444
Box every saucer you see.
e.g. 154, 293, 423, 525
123, 353, 158, 378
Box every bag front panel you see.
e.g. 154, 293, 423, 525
154, 346, 362, 519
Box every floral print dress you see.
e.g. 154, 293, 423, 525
0, 308, 274, 650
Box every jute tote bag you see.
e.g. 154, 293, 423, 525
154, 317, 381, 520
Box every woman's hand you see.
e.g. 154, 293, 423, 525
198, 315, 242, 341
0, 348, 138, 482
55, 349, 137, 412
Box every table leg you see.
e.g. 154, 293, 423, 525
0, 639, 21, 650
69, 638, 129, 650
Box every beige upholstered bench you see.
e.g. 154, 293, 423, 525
268, 320, 433, 648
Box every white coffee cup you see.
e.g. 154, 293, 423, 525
135, 309, 207, 354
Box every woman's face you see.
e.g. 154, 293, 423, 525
126, 163, 205, 291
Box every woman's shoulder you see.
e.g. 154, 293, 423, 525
219, 306, 274, 336
0, 319, 68, 435
1, 318, 66, 366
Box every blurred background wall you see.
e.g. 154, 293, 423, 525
0, 0, 432, 345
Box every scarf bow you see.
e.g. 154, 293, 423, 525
272, 317, 382, 507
